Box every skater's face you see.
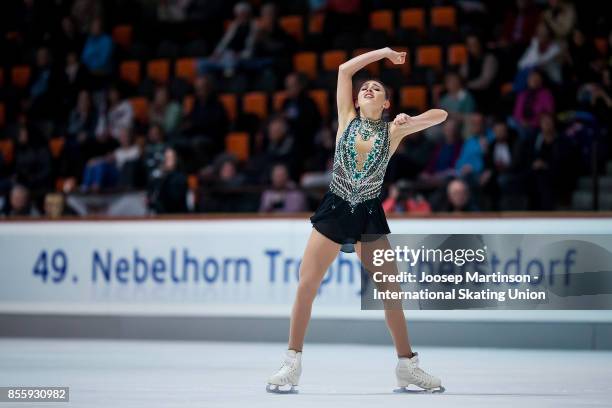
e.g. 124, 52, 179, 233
356, 81, 389, 116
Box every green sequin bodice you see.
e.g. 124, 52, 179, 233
329, 116, 391, 210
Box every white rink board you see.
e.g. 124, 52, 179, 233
1, 218, 611, 322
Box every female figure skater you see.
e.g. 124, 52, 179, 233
266, 47, 448, 394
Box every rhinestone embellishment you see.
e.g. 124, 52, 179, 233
329, 116, 390, 210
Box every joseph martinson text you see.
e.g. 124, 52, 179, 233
372, 272, 547, 302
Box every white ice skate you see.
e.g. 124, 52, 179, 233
394, 352, 445, 393
266, 349, 302, 394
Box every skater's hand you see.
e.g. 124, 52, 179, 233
386, 48, 406, 65
393, 113, 414, 127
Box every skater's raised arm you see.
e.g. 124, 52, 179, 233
337, 47, 406, 130
389, 110, 448, 140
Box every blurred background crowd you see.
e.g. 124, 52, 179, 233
0, 0, 610, 217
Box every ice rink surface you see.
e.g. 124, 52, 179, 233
0, 338, 610, 408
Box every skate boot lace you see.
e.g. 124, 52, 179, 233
273, 356, 299, 383
412, 367, 437, 387
397, 358, 440, 388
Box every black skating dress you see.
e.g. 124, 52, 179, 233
310, 116, 392, 253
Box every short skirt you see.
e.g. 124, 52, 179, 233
309, 190, 391, 253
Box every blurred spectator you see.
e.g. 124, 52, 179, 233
197, 154, 247, 212
14, 126, 52, 194
250, 3, 295, 70
439, 71, 476, 122
577, 68, 612, 126
95, 85, 134, 140
565, 27, 599, 84
498, 0, 540, 53
455, 113, 489, 183
143, 125, 168, 184
80, 17, 113, 86
419, 119, 463, 189
81, 128, 140, 192
67, 90, 98, 142
158, 0, 193, 22
512, 70, 555, 137
516, 22, 562, 88
28, 47, 59, 120
199, 2, 257, 77
304, 120, 335, 173
382, 180, 432, 214
542, 0, 576, 41
481, 120, 531, 210
529, 113, 573, 209
281, 72, 322, 157
183, 75, 229, 153
461, 34, 499, 111
60, 51, 92, 113
149, 147, 188, 213
259, 163, 306, 213
438, 178, 479, 212
216, 157, 246, 188
387, 131, 435, 181
71, 0, 103, 33
2, 184, 40, 217
248, 115, 297, 183
149, 87, 181, 135
53, 16, 84, 60
43, 192, 76, 218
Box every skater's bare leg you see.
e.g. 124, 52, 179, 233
355, 239, 414, 358
288, 228, 341, 351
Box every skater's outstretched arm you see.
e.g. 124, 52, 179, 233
336, 47, 406, 132
389, 110, 448, 141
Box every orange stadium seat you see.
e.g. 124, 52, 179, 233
49, 137, 65, 159
308, 89, 329, 119
400, 86, 427, 112
112, 25, 133, 48
369, 10, 394, 35
431, 6, 457, 30
226, 132, 250, 161
0, 139, 14, 164
280, 15, 304, 42
219, 93, 237, 122
293, 52, 317, 80
129, 97, 149, 123
11, 65, 31, 88
183, 95, 195, 115
146, 59, 170, 84
416, 46, 442, 70
447, 44, 467, 66
0, 103, 5, 128
119, 61, 141, 86
273, 91, 288, 111
242, 92, 268, 119
322, 50, 347, 71
400, 8, 425, 32
309, 13, 324, 34
353, 48, 380, 76
175, 58, 197, 84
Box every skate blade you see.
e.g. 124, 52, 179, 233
393, 385, 445, 394
266, 384, 298, 394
